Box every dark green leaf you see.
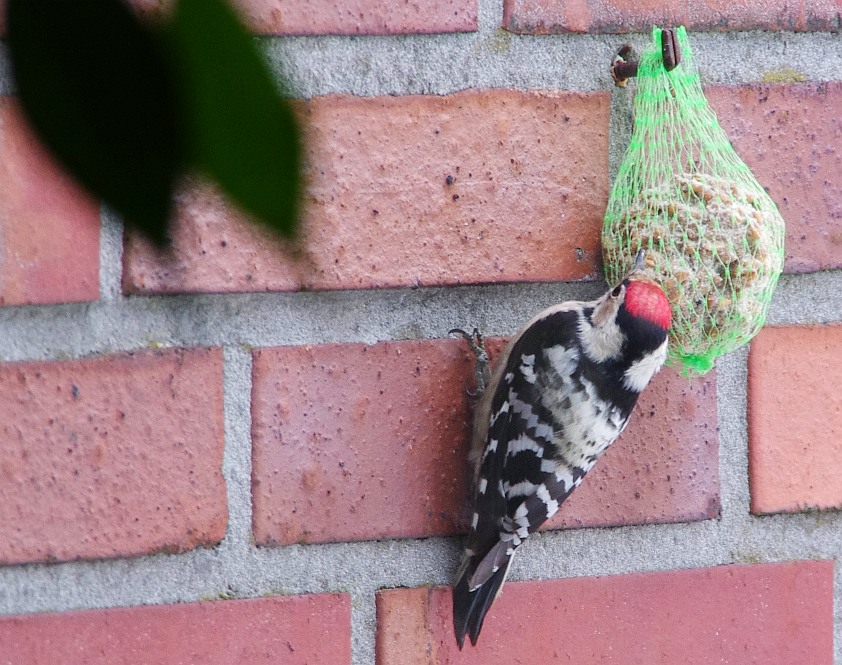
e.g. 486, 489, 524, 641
6, 0, 183, 244
167, 0, 302, 237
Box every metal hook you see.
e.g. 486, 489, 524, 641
610, 28, 682, 87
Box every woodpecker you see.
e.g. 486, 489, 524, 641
451, 250, 671, 648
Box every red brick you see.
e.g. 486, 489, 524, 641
123, 90, 609, 295
251, 338, 717, 546
376, 561, 833, 664
748, 325, 842, 514
708, 83, 842, 274
0, 0, 477, 37
132, 0, 477, 35
503, 0, 840, 33
239, 0, 477, 35
0, 98, 100, 307
0, 348, 226, 565
376, 588, 433, 665
251, 339, 475, 545
0, 594, 351, 665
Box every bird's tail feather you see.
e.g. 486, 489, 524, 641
453, 550, 513, 648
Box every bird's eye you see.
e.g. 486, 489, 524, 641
611, 284, 623, 298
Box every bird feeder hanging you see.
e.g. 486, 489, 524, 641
602, 26, 786, 376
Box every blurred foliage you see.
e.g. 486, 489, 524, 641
6, 0, 302, 245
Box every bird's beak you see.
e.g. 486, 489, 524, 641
632, 248, 646, 273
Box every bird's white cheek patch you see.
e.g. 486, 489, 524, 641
623, 340, 668, 392
578, 312, 624, 363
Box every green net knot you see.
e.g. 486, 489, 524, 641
674, 352, 716, 376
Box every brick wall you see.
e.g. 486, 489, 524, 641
1, 2, 841, 664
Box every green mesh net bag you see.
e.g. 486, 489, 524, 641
602, 26, 785, 375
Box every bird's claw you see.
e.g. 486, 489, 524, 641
450, 327, 490, 395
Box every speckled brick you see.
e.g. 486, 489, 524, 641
0, 98, 100, 307
123, 90, 609, 295
3, 0, 475, 37
132, 0, 477, 35
376, 561, 833, 664
708, 83, 842, 274
0, 594, 351, 664
238, 0, 477, 35
503, 0, 841, 33
251, 339, 475, 545
376, 587, 437, 665
0, 348, 227, 565
251, 338, 717, 546
748, 325, 842, 514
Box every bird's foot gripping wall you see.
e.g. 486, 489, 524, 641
1, 1, 842, 663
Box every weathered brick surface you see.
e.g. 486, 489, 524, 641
123, 90, 610, 295
709, 83, 842, 274
0, 348, 227, 565
503, 0, 841, 33
251, 339, 475, 545
376, 561, 833, 664
124, 83, 841, 295
748, 325, 842, 514
251, 337, 717, 546
0, 594, 351, 664
1, 0, 477, 36
131, 0, 477, 35
0, 98, 100, 307
376, 588, 434, 665
237, 0, 477, 35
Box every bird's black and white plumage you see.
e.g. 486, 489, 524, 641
452, 257, 671, 648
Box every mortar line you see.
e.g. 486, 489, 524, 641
349, 585, 378, 665
0, 273, 839, 364
268, 31, 842, 99
715, 346, 752, 528
477, 0, 505, 33
833, 561, 842, 663
0, 43, 13, 96
219, 346, 255, 560
2, 508, 841, 616
2, 32, 842, 102
98, 205, 125, 301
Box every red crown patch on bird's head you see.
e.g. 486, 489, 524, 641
624, 279, 672, 331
